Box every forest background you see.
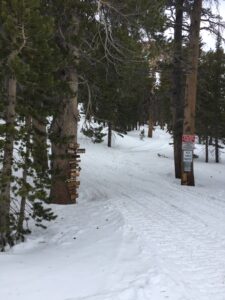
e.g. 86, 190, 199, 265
0, 0, 225, 251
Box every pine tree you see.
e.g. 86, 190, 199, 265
0, 0, 29, 248
0, 0, 58, 249
171, 0, 185, 179
80, 0, 166, 137
181, 0, 202, 186
49, 1, 81, 204
196, 34, 225, 163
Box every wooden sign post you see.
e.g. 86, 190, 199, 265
181, 135, 195, 185
66, 143, 85, 203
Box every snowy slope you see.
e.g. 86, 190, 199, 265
1, 126, 225, 300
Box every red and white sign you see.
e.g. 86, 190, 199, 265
182, 135, 195, 143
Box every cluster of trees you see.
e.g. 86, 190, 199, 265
0, 0, 224, 250
0, 0, 165, 250
197, 35, 225, 163
151, 0, 224, 184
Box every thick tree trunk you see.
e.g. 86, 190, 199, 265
32, 116, 48, 175
50, 69, 79, 204
148, 113, 153, 138
205, 136, 209, 163
0, 78, 17, 249
215, 136, 219, 163
108, 122, 112, 147
172, 0, 184, 179
181, 0, 202, 186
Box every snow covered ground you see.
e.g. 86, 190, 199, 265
1, 125, 225, 300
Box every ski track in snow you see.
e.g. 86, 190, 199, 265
1, 126, 225, 300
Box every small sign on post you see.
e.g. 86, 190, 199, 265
183, 150, 193, 162
182, 135, 195, 173
182, 135, 195, 150
182, 142, 194, 150
182, 135, 195, 143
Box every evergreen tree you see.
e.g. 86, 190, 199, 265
196, 34, 225, 163
79, 0, 166, 135
181, 0, 202, 186
0, 0, 57, 249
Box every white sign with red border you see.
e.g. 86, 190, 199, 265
182, 135, 195, 150
182, 135, 195, 143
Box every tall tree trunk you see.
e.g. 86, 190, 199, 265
0, 78, 17, 249
50, 9, 80, 204
172, 0, 184, 179
50, 69, 79, 204
205, 136, 209, 163
181, 0, 202, 186
108, 122, 112, 147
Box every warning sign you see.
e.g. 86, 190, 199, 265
182, 135, 195, 151
183, 150, 193, 162
182, 135, 195, 143
182, 142, 194, 150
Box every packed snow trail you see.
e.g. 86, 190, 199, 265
80, 129, 225, 300
1, 127, 225, 300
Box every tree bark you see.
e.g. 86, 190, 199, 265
215, 136, 219, 163
172, 0, 184, 179
17, 116, 31, 240
181, 0, 202, 186
0, 78, 17, 249
32, 116, 48, 175
50, 69, 79, 204
205, 136, 209, 163
50, 9, 80, 205
108, 122, 112, 147
148, 112, 153, 138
